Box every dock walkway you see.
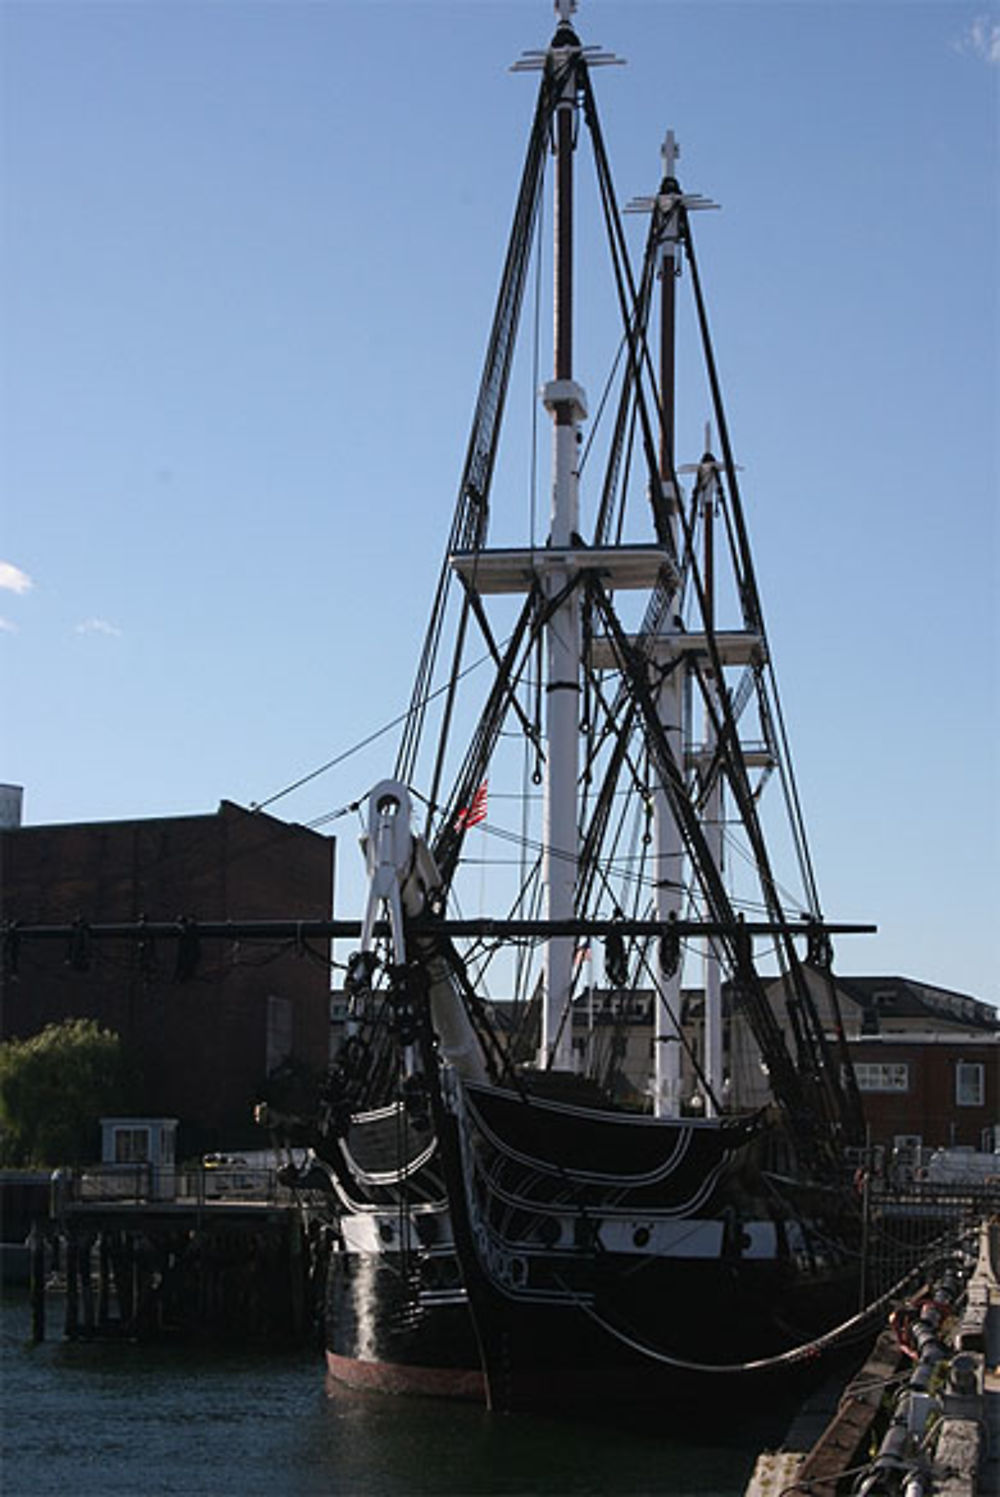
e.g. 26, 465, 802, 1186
745, 1218, 1000, 1497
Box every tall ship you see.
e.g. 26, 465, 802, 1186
296, 0, 895, 1413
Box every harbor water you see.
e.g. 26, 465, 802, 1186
1, 1290, 776, 1495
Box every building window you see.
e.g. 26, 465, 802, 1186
854, 1062, 910, 1093
955, 1061, 984, 1108
114, 1127, 150, 1164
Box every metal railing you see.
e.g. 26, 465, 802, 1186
862, 1175, 1000, 1301
59, 1163, 299, 1208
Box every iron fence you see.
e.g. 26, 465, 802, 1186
61, 1163, 298, 1207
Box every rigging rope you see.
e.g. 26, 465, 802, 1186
396, 66, 559, 788
567, 1257, 927, 1376
252, 646, 500, 816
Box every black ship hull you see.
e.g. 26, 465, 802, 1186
325, 1246, 485, 1400
325, 1237, 863, 1412
321, 1081, 870, 1412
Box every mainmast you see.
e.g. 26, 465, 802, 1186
628, 132, 719, 1115
540, 2, 587, 1070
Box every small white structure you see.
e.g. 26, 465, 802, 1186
100, 1117, 178, 1200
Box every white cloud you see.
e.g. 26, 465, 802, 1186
75, 617, 123, 638
0, 561, 33, 594
0, 617, 18, 634
955, 16, 1000, 64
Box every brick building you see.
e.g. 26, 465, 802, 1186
832, 975, 999, 1155
733, 971, 999, 1153
557, 969, 998, 1152
0, 801, 334, 1157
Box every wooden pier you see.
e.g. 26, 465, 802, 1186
29, 1165, 332, 1346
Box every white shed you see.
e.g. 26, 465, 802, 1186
99, 1117, 178, 1199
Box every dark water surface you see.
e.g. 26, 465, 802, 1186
1, 1292, 772, 1496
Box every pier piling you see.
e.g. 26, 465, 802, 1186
29, 1223, 45, 1344
30, 1178, 331, 1348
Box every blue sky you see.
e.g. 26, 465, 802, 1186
2, 1, 998, 1005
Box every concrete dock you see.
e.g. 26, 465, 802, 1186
745, 1219, 1000, 1497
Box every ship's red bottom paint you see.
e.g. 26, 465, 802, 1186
325, 1351, 485, 1402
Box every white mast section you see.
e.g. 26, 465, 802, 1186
468, 7, 636, 1073
540, 16, 586, 1071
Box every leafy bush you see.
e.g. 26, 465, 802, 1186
0, 1018, 129, 1166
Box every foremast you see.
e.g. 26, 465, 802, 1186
459, 0, 635, 1074
540, 4, 587, 1070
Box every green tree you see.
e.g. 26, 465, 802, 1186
0, 1018, 130, 1167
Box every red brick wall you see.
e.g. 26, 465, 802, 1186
0, 803, 333, 1155
848, 1038, 998, 1150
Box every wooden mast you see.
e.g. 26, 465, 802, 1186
539, 1, 586, 1070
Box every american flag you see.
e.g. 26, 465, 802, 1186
454, 780, 488, 830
